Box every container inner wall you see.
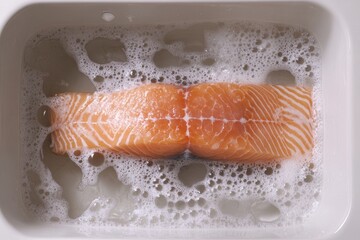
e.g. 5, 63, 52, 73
0, 2, 351, 239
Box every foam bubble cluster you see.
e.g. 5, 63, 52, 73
20, 21, 322, 228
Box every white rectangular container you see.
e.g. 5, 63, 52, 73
0, 0, 358, 239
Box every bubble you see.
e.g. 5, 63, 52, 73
73, 150, 81, 157
153, 49, 183, 68
132, 188, 141, 196
37, 105, 53, 127
187, 199, 196, 207
195, 184, 206, 194
155, 195, 167, 209
190, 210, 198, 217
251, 201, 280, 223
85, 38, 127, 64
202, 58, 216, 66
218, 199, 250, 217
276, 189, 285, 196
50, 216, 60, 222
155, 184, 163, 191
293, 31, 301, 38
197, 198, 206, 207
94, 76, 104, 83
265, 70, 296, 86
304, 175, 313, 183
88, 152, 105, 167
264, 167, 273, 175
246, 168, 253, 176
101, 12, 115, 22
146, 161, 153, 167
178, 163, 207, 187
175, 201, 186, 210
209, 209, 217, 218
296, 57, 304, 64
168, 201, 174, 208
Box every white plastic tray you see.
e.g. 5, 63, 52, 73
0, 0, 358, 239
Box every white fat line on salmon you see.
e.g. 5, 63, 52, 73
183, 90, 191, 150
51, 115, 312, 132
184, 91, 190, 137
136, 116, 312, 125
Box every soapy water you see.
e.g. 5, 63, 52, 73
21, 21, 322, 228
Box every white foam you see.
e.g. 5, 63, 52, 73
20, 21, 322, 228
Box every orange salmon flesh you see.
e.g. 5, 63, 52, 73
49, 83, 313, 162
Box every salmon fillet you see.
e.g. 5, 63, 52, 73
50, 84, 188, 158
49, 83, 313, 161
187, 83, 313, 161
